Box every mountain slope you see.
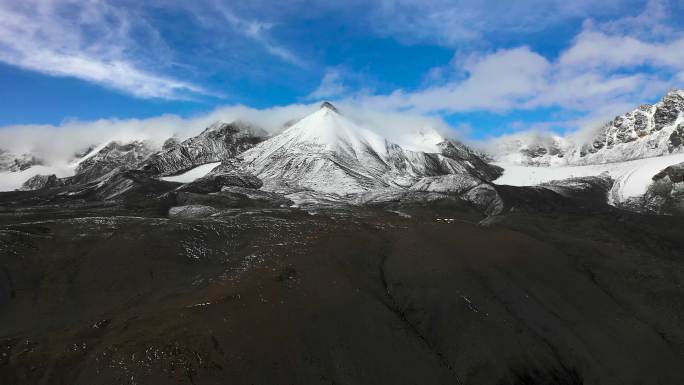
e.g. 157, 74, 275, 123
492, 89, 684, 210
139, 121, 267, 177
71, 141, 156, 184
241, 103, 501, 195
497, 89, 684, 166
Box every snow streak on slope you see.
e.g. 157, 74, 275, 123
495, 152, 684, 204
160, 162, 221, 183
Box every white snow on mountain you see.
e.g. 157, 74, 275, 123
491, 89, 684, 167
240, 103, 487, 195
0, 165, 73, 191
490, 89, 684, 206
495, 152, 684, 204
160, 162, 222, 183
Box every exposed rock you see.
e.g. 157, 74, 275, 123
462, 183, 504, 216
437, 140, 503, 181
654, 90, 684, 131
495, 89, 684, 165
409, 174, 482, 195
20, 174, 64, 191
140, 121, 267, 176
319, 101, 338, 113
668, 123, 684, 152
625, 162, 684, 215
73, 141, 155, 184
168, 205, 219, 219
521, 145, 548, 158
162, 136, 181, 150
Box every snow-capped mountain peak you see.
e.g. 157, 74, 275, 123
272, 102, 389, 159
240, 103, 498, 194
319, 100, 339, 113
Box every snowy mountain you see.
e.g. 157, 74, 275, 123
139, 121, 267, 177
491, 89, 684, 211
240, 102, 500, 195
71, 140, 156, 184
496, 89, 684, 166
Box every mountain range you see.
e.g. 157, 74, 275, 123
2, 90, 684, 217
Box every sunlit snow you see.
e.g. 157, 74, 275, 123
495, 152, 684, 203
160, 162, 221, 183
0, 165, 74, 191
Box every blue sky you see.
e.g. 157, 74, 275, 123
1, 0, 684, 140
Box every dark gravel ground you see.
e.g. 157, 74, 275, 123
1, 195, 683, 385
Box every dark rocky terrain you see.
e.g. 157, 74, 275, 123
1, 176, 684, 385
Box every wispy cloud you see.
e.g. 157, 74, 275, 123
211, 3, 305, 67
307, 70, 348, 99
0, 0, 208, 99
368, 0, 645, 46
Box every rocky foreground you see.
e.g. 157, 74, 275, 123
1, 186, 683, 385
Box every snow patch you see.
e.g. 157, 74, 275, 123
495, 152, 684, 203
160, 162, 221, 183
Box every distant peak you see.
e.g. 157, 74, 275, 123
319, 101, 338, 113
665, 88, 684, 98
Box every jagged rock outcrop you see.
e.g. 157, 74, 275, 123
140, 121, 267, 177
72, 141, 155, 184
162, 137, 180, 150
19, 174, 64, 191
437, 140, 503, 181
496, 89, 684, 166
619, 162, 684, 215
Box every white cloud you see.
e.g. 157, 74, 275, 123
346, 47, 553, 113
559, 30, 684, 71
0, 0, 208, 99
369, 0, 644, 46
307, 70, 349, 99
212, 3, 305, 67
346, 5, 683, 119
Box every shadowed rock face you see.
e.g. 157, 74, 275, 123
654, 91, 684, 131
20, 174, 63, 191
620, 162, 684, 215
